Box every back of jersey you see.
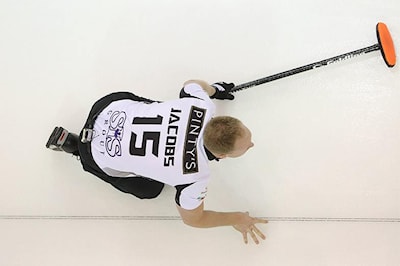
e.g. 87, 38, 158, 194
90, 83, 216, 187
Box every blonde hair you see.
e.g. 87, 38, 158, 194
203, 116, 243, 155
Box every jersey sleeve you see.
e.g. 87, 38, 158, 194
179, 82, 211, 101
175, 181, 208, 210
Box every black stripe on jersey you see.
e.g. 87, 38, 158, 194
83, 92, 159, 129
179, 87, 203, 100
175, 183, 194, 206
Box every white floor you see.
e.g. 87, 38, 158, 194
1, 1, 399, 265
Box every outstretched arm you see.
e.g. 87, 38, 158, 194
176, 203, 268, 244
183, 80, 235, 100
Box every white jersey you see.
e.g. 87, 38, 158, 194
91, 83, 216, 209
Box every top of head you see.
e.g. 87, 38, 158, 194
376, 22, 396, 68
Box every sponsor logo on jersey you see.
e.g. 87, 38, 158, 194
197, 187, 208, 201
98, 110, 127, 157
183, 106, 206, 174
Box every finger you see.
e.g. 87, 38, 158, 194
243, 232, 248, 244
252, 226, 266, 240
249, 229, 260, 244
254, 218, 268, 224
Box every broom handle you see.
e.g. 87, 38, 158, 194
232, 44, 380, 92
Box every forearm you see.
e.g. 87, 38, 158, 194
184, 210, 243, 228
183, 80, 216, 96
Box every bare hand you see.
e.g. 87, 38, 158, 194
233, 212, 268, 244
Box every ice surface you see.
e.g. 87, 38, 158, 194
0, 0, 399, 265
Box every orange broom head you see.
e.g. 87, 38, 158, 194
376, 22, 396, 67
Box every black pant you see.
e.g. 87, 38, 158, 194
78, 92, 165, 199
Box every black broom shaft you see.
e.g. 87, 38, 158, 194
232, 43, 380, 92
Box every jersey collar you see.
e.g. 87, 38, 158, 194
204, 146, 219, 162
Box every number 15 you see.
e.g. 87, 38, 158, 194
129, 115, 163, 157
